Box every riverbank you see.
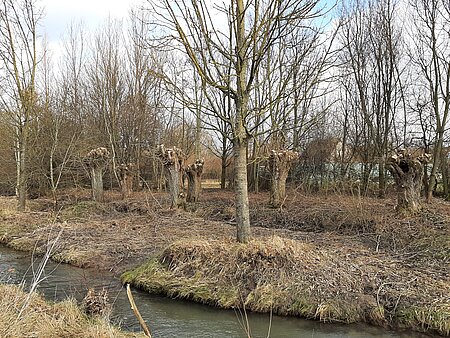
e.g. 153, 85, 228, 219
0, 284, 144, 338
122, 237, 449, 336
0, 189, 449, 336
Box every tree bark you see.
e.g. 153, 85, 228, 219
87, 147, 110, 203
268, 150, 299, 208
234, 139, 250, 244
185, 159, 204, 203
378, 162, 386, 198
441, 153, 449, 199
156, 145, 185, 209
165, 164, 181, 208
91, 167, 105, 202
118, 163, 135, 199
386, 151, 430, 214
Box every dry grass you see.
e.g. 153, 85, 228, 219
0, 188, 449, 335
0, 284, 144, 338
122, 236, 450, 336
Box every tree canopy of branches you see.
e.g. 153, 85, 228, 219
145, 0, 325, 243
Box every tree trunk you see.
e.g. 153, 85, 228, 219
121, 172, 133, 199
16, 137, 26, 211
395, 175, 421, 214
270, 170, 288, 208
268, 150, 299, 208
234, 139, 250, 244
270, 172, 288, 208
156, 145, 185, 209
186, 160, 204, 203
165, 164, 181, 208
221, 154, 227, 189
186, 172, 199, 202
91, 167, 104, 202
87, 147, 110, 203
422, 163, 430, 197
378, 162, 386, 198
441, 152, 449, 199
386, 151, 430, 214
119, 164, 135, 199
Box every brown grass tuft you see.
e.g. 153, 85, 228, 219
0, 284, 144, 338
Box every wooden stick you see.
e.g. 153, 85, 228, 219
126, 283, 152, 337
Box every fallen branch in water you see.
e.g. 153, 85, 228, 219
126, 283, 152, 337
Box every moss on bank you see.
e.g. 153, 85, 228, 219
0, 284, 144, 338
122, 237, 450, 336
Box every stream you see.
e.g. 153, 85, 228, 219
0, 245, 426, 338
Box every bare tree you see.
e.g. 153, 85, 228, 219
146, 0, 323, 243
339, 0, 405, 197
0, 0, 42, 210
88, 19, 126, 186
409, 0, 450, 201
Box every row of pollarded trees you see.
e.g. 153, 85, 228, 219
85, 145, 205, 206
155, 145, 204, 208
269, 148, 432, 214
84, 143, 303, 213
152, 144, 432, 218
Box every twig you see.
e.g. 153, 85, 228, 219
126, 283, 152, 337
17, 227, 64, 320
266, 307, 273, 338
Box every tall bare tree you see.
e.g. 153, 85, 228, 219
409, 0, 450, 201
88, 19, 126, 186
0, 0, 42, 210
339, 0, 405, 197
146, 0, 322, 243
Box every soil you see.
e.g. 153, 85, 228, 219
0, 187, 448, 335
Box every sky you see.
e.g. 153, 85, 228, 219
40, 0, 337, 42
40, 0, 144, 42
39, 0, 337, 63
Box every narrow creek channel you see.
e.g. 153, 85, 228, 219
0, 245, 428, 338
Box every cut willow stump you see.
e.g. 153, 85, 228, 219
80, 288, 111, 319
118, 163, 135, 199
268, 150, 299, 208
386, 150, 431, 214
87, 147, 110, 202
185, 159, 204, 203
156, 144, 185, 208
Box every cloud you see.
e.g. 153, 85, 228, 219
40, 0, 144, 42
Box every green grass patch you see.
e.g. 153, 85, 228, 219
396, 304, 450, 336
60, 201, 115, 220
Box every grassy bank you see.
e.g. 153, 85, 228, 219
0, 284, 144, 338
122, 237, 450, 336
